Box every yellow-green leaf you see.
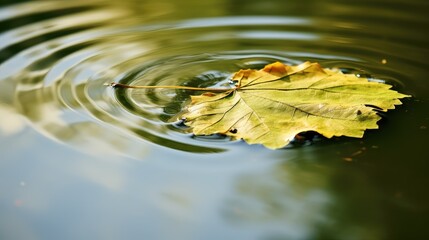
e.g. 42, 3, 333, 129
181, 61, 410, 149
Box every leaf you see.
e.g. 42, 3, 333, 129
181, 61, 410, 149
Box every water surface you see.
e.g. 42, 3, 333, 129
1, 0, 428, 239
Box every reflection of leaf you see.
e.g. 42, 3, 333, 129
182, 61, 410, 149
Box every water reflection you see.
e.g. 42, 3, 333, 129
0, 104, 26, 135
224, 150, 384, 240
225, 172, 332, 238
0, 0, 428, 239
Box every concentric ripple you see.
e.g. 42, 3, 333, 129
0, 0, 425, 157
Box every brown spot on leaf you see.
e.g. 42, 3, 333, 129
202, 92, 216, 97
263, 61, 288, 74
229, 128, 238, 134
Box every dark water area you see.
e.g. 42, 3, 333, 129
1, 0, 428, 239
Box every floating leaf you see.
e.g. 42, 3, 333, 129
181, 61, 410, 149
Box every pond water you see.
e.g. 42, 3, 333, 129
1, 0, 428, 239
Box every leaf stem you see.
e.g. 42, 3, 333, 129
109, 82, 234, 92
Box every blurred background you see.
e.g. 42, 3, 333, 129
1, 0, 428, 239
